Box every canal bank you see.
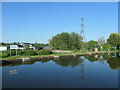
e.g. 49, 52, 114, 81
1, 50, 120, 66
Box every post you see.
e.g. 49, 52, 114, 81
16, 49, 17, 56
10, 49, 11, 57
101, 46, 102, 51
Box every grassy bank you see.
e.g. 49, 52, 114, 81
1, 50, 120, 60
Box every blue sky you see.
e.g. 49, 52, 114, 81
2, 2, 118, 43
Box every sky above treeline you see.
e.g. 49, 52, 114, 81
2, 2, 118, 44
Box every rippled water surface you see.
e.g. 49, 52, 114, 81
2, 53, 120, 88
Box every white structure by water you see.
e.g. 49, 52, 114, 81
0, 46, 8, 51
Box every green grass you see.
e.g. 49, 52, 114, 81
1, 50, 119, 60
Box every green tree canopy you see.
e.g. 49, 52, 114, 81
102, 43, 112, 51
87, 40, 99, 51
107, 33, 120, 46
58, 32, 70, 50
49, 34, 60, 49
69, 32, 83, 50
49, 32, 83, 50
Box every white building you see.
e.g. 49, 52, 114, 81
0, 46, 8, 51
29, 44, 35, 50
10, 45, 24, 50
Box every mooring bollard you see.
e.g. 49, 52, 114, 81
21, 58, 30, 62
54, 56, 59, 58
54, 56, 60, 60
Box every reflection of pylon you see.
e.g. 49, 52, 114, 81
80, 57, 84, 80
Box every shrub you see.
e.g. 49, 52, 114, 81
2, 51, 10, 57
17, 50, 25, 55
22, 49, 38, 56
2, 50, 16, 57
38, 50, 53, 55
102, 43, 112, 51
1, 49, 53, 57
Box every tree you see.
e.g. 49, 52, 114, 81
102, 43, 111, 51
49, 32, 83, 50
98, 37, 105, 46
49, 32, 70, 50
33, 43, 49, 49
69, 32, 83, 50
49, 34, 60, 49
58, 32, 70, 50
87, 40, 99, 51
107, 33, 120, 50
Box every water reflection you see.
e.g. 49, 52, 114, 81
53, 53, 120, 70
97, 56, 105, 64
2, 53, 120, 70
3, 53, 119, 88
85, 53, 120, 70
53, 56, 83, 67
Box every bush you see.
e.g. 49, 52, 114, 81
37, 50, 53, 55
2, 50, 16, 57
17, 50, 25, 55
102, 43, 112, 51
22, 49, 38, 56
1, 49, 53, 57
2, 51, 9, 57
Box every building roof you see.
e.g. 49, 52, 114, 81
17, 45, 23, 47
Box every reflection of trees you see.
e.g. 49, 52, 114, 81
97, 56, 105, 64
84, 55, 98, 62
102, 54, 113, 60
102, 53, 120, 70
84, 53, 120, 70
53, 56, 83, 67
53, 56, 85, 80
2, 61, 36, 67
85, 54, 106, 64
2, 53, 120, 70
40, 59, 51, 64
2, 59, 51, 67
107, 57, 120, 70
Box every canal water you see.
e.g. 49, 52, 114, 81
2, 53, 120, 88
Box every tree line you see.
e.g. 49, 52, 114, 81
49, 32, 120, 51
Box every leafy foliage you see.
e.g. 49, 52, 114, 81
87, 40, 100, 51
102, 43, 112, 51
69, 32, 83, 50
49, 32, 83, 50
1, 49, 53, 57
21, 49, 38, 56
37, 50, 53, 55
33, 43, 49, 49
107, 33, 120, 46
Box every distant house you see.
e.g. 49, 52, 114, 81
0, 46, 8, 51
43, 46, 53, 50
8, 42, 36, 50
29, 44, 35, 50
10, 45, 24, 50
19, 42, 35, 50
93, 48, 98, 52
